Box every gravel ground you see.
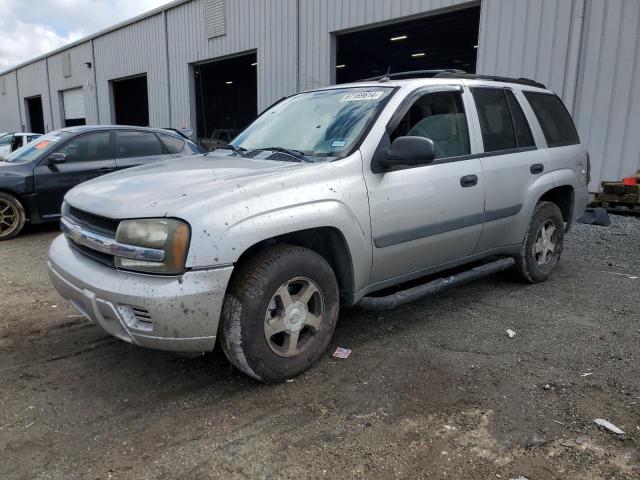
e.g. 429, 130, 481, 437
0, 216, 639, 480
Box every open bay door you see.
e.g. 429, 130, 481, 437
62, 88, 86, 127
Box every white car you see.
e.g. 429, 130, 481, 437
0, 132, 42, 158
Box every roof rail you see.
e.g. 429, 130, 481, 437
358, 69, 467, 82
433, 72, 546, 89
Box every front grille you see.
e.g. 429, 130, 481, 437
68, 239, 115, 267
64, 205, 120, 267
67, 206, 119, 237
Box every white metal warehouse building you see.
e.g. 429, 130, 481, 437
0, 0, 639, 190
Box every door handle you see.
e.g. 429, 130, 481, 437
530, 163, 544, 174
97, 167, 114, 173
460, 175, 478, 187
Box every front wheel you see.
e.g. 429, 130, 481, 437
0, 192, 26, 241
219, 244, 339, 383
513, 201, 565, 283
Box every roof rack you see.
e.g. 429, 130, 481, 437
358, 69, 466, 82
433, 72, 546, 89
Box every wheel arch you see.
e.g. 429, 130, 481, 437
0, 188, 29, 219
233, 226, 357, 306
537, 184, 575, 229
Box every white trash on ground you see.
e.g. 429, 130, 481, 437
594, 418, 625, 435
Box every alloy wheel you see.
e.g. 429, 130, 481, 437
264, 276, 325, 357
0, 199, 19, 237
533, 220, 557, 265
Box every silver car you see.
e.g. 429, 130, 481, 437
48, 72, 589, 383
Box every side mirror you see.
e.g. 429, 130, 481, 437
380, 136, 436, 170
48, 152, 66, 165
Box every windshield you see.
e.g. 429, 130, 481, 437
231, 87, 394, 160
4, 132, 71, 163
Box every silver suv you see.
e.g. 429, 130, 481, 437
48, 72, 589, 383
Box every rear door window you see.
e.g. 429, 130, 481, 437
505, 90, 535, 148
471, 88, 518, 152
523, 92, 580, 147
116, 131, 164, 158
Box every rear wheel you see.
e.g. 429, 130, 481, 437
513, 201, 564, 283
219, 244, 339, 383
0, 192, 26, 241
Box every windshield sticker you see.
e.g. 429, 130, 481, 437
331, 140, 346, 148
340, 91, 384, 102
34, 136, 61, 149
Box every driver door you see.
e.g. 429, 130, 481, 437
365, 86, 486, 284
34, 130, 116, 217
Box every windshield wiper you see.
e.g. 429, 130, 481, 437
252, 146, 311, 162
212, 144, 246, 155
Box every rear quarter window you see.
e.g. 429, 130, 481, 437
158, 133, 185, 154
523, 92, 580, 148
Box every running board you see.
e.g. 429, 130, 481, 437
357, 257, 515, 310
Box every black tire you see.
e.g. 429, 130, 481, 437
0, 192, 26, 241
513, 201, 565, 283
219, 244, 340, 383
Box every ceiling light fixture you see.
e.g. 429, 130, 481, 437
390, 35, 407, 41
411, 52, 426, 57
473, 45, 478, 48
336, 64, 346, 69
251, 62, 257, 66
225, 81, 233, 84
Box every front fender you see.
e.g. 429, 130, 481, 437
190, 200, 372, 293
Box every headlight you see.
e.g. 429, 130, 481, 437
115, 218, 190, 275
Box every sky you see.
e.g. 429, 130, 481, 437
0, 0, 171, 70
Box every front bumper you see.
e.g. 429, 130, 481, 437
47, 234, 233, 352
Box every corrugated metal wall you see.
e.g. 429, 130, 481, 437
16, 60, 54, 132
477, 0, 640, 188
573, 0, 640, 186
167, 0, 298, 125
47, 42, 98, 128
0, 72, 21, 132
93, 14, 169, 126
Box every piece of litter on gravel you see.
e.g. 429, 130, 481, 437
575, 436, 587, 445
25, 422, 34, 429
580, 372, 593, 377
51, 305, 58, 309
285, 378, 294, 383
506, 329, 516, 338
594, 418, 624, 435
509, 476, 529, 480
332, 347, 351, 359
552, 420, 566, 426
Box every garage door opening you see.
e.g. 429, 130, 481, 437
194, 52, 257, 150
26, 96, 45, 134
111, 75, 149, 126
335, 6, 481, 83
61, 87, 86, 127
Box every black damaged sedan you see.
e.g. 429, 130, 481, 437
0, 126, 202, 240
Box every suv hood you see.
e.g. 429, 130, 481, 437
65, 154, 302, 218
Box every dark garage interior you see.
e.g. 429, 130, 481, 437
26, 96, 45, 134
111, 75, 150, 126
194, 52, 257, 147
335, 6, 481, 83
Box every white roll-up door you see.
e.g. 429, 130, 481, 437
62, 88, 85, 120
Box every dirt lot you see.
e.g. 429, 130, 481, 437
1, 217, 639, 480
